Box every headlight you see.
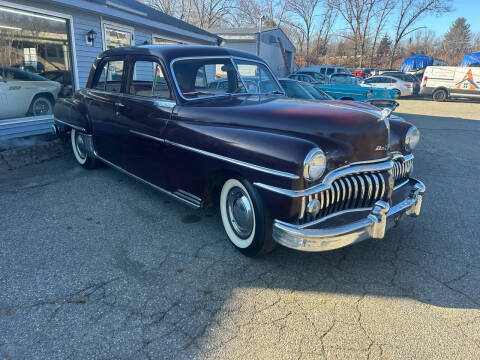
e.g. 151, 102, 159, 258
366, 89, 373, 98
405, 126, 420, 151
303, 148, 326, 181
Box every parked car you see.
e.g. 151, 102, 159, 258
350, 68, 374, 78
361, 75, 417, 98
54, 45, 425, 256
288, 71, 326, 84
287, 73, 317, 83
381, 72, 421, 94
314, 73, 397, 103
421, 66, 480, 101
0, 66, 61, 119
300, 65, 349, 78
39, 70, 74, 98
280, 78, 401, 114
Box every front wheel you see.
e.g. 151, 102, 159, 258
71, 129, 101, 169
30, 95, 53, 116
433, 89, 448, 102
393, 90, 401, 99
220, 178, 275, 257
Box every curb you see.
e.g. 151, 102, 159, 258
0, 138, 71, 171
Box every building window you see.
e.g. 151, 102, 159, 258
103, 22, 133, 50
152, 35, 182, 45
0, 5, 74, 121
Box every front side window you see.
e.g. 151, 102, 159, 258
129, 60, 172, 99
171, 57, 283, 99
326, 68, 335, 75
92, 60, 124, 92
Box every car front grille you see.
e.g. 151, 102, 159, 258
393, 156, 413, 186
299, 171, 389, 224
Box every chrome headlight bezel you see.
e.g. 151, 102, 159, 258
405, 126, 420, 151
303, 148, 327, 181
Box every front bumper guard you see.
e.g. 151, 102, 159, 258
273, 180, 425, 252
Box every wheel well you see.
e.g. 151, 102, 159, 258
32, 92, 55, 106
203, 169, 242, 208
433, 87, 449, 94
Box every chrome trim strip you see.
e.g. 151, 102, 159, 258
254, 159, 393, 197
176, 189, 202, 202
129, 130, 165, 143
393, 179, 409, 190
54, 118, 86, 132
94, 154, 201, 208
277, 207, 374, 230
165, 140, 299, 180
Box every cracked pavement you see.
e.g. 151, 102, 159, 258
1, 102, 480, 359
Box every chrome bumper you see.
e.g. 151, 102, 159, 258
272, 179, 425, 252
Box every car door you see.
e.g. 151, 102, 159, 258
0, 68, 32, 118
115, 57, 175, 186
86, 58, 126, 165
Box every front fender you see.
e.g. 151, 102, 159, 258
163, 120, 317, 220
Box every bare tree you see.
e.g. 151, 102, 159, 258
389, 0, 451, 67
330, 0, 382, 67
234, 0, 290, 28
287, 0, 321, 63
312, 6, 337, 58
368, 0, 396, 67
191, 0, 235, 29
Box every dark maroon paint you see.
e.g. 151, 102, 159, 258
54, 45, 414, 222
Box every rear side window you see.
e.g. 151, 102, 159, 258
326, 68, 335, 75
129, 60, 172, 99
93, 60, 124, 92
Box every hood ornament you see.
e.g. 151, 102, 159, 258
380, 108, 392, 152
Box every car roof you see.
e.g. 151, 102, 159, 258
99, 45, 264, 65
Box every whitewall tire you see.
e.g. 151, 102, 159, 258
70, 129, 100, 169
220, 178, 275, 256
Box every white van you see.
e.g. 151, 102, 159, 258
299, 65, 349, 78
420, 66, 480, 101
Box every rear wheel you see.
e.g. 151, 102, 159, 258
433, 89, 448, 102
220, 178, 275, 257
71, 129, 101, 169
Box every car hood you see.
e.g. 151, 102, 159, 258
176, 95, 390, 168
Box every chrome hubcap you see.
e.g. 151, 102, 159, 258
226, 187, 254, 239
75, 132, 86, 159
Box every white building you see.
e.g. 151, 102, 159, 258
211, 27, 296, 77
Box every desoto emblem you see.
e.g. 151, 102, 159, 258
376, 145, 387, 151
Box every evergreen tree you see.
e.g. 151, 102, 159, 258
444, 17, 472, 64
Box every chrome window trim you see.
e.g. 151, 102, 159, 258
54, 118, 86, 133
254, 158, 395, 197
169, 55, 285, 102
165, 140, 299, 180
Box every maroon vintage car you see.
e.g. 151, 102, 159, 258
53, 45, 425, 257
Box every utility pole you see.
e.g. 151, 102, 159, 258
257, 15, 265, 57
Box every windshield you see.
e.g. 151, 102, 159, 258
171, 57, 283, 100
329, 74, 359, 85
279, 80, 314, 100
301, 83, 332, 100
303, 72, 324, 81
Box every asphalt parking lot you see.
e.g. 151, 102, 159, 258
1, 99, 480, 359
